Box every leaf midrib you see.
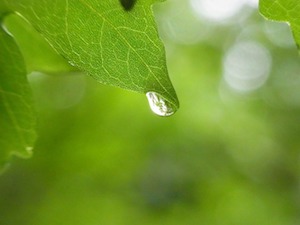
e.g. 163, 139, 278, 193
77, 0, 171, 99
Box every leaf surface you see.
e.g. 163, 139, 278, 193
4, 0, 179, 108
0, 26, 36, 170
0, 0, 178, 168
4, 14, 75, 74
260, 0, 300, 49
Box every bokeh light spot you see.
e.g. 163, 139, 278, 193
223, 41, 272, 92
190, 0, 257, 22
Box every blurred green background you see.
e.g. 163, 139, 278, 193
1, 0, 300, 224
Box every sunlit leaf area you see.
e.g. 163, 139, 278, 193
1, 0, 300, 224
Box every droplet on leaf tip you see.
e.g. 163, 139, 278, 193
146, 92, 176, 117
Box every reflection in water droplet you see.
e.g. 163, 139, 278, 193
146, 92, 175, 117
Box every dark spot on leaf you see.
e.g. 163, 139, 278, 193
120, 0, 136, 11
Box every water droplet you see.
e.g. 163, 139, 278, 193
146, 92, 175, 117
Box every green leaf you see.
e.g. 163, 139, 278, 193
4, 14, 75, 74
0, 26, 36, 170
3, 0, 179, 111
259, 0, 300, 49
0, 0, 178, 169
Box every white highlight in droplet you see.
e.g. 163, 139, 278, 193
146, 92, 175, 117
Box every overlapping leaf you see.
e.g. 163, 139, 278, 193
0, 0, 178, 168
4, 14, 74, 74
0, 27, 36, 170
3, 0, 178, 106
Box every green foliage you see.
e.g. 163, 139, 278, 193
4, 14, 74, 74
3, 0, 178, 105
0, 0, 299, 168
0, 26, 36, 170
260, 0, 300, 49
0, 0, 178, 167
1, 0, 300, 224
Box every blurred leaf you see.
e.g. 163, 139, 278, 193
259, 0, 300, 49
0, 27, 36, 170
4, 14, 75, 74
3, 0, 179, 110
